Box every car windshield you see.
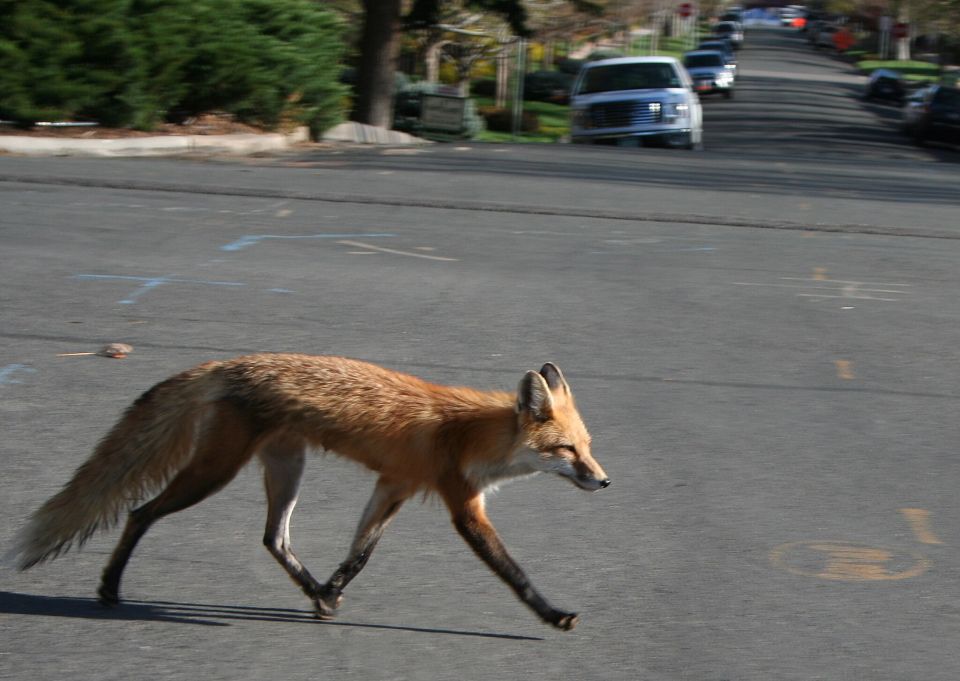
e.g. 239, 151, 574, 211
578, 63, 681, 94
684, 54, 723, 68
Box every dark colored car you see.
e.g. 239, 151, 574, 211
711, 21, 743, 49
524, 70, 574, 104
901, 84, 960, 146
864, 69, 906, 104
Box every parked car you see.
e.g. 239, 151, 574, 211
814, 24, 838, 49
863, 69, 906, 104
569, 56, 703, 149
901, 84, 960, 146
800, 10, 824, 29
806, 19, 825, 43
683, 50, 735, 99
711, 21, 744, 50
779, 6, 802, 25
721, 8, 743, 23
697, 39, 737, 69
524, 70, 574, 104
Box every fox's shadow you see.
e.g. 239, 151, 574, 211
0, 591, 541, 640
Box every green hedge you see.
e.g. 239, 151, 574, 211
0, 0, 346, 136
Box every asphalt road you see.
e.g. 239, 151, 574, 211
2, 26, 960, 681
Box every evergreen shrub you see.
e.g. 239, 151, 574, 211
0, 0, 346, 136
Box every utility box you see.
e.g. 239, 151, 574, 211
419, 93, 467, 135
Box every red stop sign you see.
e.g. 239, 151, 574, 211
678, 2, 693, 17
892, 22, 908, 39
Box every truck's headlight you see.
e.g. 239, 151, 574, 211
664, 103, 690, 121
571, 109, 590, 129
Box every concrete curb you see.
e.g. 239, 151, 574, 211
0, 122, 428, 157
0, 127, 309, 158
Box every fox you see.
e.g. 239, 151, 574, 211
7, 354, 609, 630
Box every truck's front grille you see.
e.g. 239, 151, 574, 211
590, 100, 662, 128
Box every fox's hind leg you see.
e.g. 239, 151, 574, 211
258, 438, 326, 603
314, 476, 412, 619
98, 402, 260, 606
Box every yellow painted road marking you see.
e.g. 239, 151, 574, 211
770, 541, 929, 581
835, 360, 855, 380
813, 267, 828, 281
901, 508, 944, 545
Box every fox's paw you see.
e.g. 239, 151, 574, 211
313, 588, 344, 620
313, 597, 342, 620
97, 584, 120, 607
548, 610, 579, 631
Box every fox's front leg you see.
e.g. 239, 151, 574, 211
447, 491, 579, 631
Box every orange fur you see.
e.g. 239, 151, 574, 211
9, 354, 609, 630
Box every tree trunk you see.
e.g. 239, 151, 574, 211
425, 40, 447, 83
353, 0, 402, 128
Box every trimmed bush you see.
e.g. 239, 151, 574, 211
471, 79, 497, 97
0, 0, 346, 136
0, 0, 137, 126
478, 106, 539, 133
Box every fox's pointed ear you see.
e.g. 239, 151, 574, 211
517, 370, 554, 421
539, 362, 569, 394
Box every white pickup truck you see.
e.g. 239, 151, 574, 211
569, 56, 703, 150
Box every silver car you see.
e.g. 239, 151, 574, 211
569, 57, 704, 149
683, 50, 735, 99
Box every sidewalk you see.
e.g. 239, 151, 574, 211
0, 122, 427, 157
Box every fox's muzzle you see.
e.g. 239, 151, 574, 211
573, 474, 611, 491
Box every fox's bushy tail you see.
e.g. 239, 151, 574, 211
8, 363, 224, 570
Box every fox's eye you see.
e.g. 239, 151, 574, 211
558, 445, 577, 455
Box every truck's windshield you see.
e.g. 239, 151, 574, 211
577, 63, 681, 94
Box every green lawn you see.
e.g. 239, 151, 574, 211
856, 59, 942, 82
628, 34, 708, 60
472, 97, 570, 143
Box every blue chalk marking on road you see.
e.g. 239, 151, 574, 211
0, 364, 37, 385
75, 274, 246, 305
221, 233, 396, 252
118, 278, 165, 305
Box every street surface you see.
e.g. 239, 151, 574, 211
2, 26, 959, 681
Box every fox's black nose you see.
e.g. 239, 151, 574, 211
600, 478, 611, 489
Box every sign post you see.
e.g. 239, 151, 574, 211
511, 38, 527, 140
678, 3, 695, 51
892, 22, 910, 60
878, 16, 891, 59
